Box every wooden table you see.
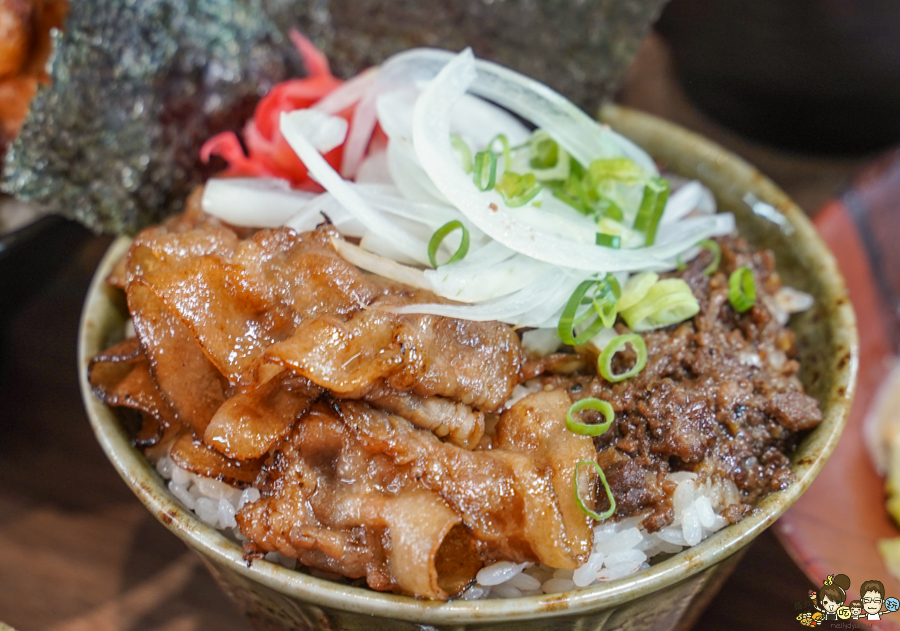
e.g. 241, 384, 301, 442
0, 32, 883, 631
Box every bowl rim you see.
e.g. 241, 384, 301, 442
77, 105, 857, 624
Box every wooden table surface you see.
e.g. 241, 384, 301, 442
0, 32, 886, 631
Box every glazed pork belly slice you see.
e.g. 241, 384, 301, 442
335, 392, 595, 570
237, 403, 480, 600
265, 307, 522, 412
237, 393, 596, 598
88, 337, 263, 486
88, 336, 177, 430
362, 382, 485, 449
203, 371, 321, 461
127, 278, 229, 436
119, 221, 522, 408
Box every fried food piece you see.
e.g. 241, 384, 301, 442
0, 0, 32, 79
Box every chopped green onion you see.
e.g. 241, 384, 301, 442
595, 196, 624, 222
496, 171, 542, 207
595, 233, 621, 248
592, 275, 621, 329
450, 134, 473, 174
698, 239, 721, 276
587, 158, 644, 186
574, 460, 616, 521
488, 134, 512, 172
566, 398, 615, 436
528, 130, 570, 181
598, 333, 647, 382
547, 159, 593, 214
530, 132, 559, 170
728, 266, 756, 312
620, 278, 700, 332
473, 150, 497, 191
558, 279, 615, 345
617, 272, 659, 312
428, 221, 470, 268
597, 217, 626, 237
633, 177, 670, 246
675, 255, 687, 272
550, 183, 591, 215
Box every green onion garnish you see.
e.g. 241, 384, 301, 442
488, 134, 512, 172
592, 275, 621, 329
473, 150, 497, 191
587, 158, 644, 186
598, 333, 647, 382
574, 460, 616, 521
619, 279, 700, 332
496, 171, 542, 207
558, 276, 621, 344
450, 134, 473, 174
595, 233, 621, 248
633, 177, 670, 246
428, 220, 470, 268
550, 182, 591, 215
698, 239, 721, 276
566, 398, 615, 436
596, 196, 624, 222
530, 132, 559, 170
728, 266, 756, 312
617, 272, 658, 312
559, 280, 607, 345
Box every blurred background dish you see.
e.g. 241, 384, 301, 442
655, 0, 900, 155
776, 151, 900, 631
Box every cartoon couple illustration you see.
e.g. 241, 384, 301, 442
808, 574, 898, 622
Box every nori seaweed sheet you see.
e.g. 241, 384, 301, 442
2, 0, 302, 234
265, 0, 670, 112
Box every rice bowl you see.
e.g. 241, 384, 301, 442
78, 104, 855, 630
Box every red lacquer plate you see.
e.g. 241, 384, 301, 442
777, 152, 900, 629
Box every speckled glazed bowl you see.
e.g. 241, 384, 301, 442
78, 105, 857, 631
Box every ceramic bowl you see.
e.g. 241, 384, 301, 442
77, 105, 857, 631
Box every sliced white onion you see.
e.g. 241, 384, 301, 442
384, 269, 569, 323
515, 274, 587, 328
353, 183, 463, 229
425, 253, 552, 303
378, 47, 657, 174
377, 84, 530, 152
341, 54, 453, 179
284, 192, 364, 237
661, 181, 717, 225
386, 138, 449, 204
521, 328, 562, 356
284, 109, 349, 155
355, 148, 394, 185
330, 238, 431, 291
313, 67, 378, 115
260, 47, 742, 328
280, 110, 430, 265
201, 178, 316, 228
411, 50, 724, 272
